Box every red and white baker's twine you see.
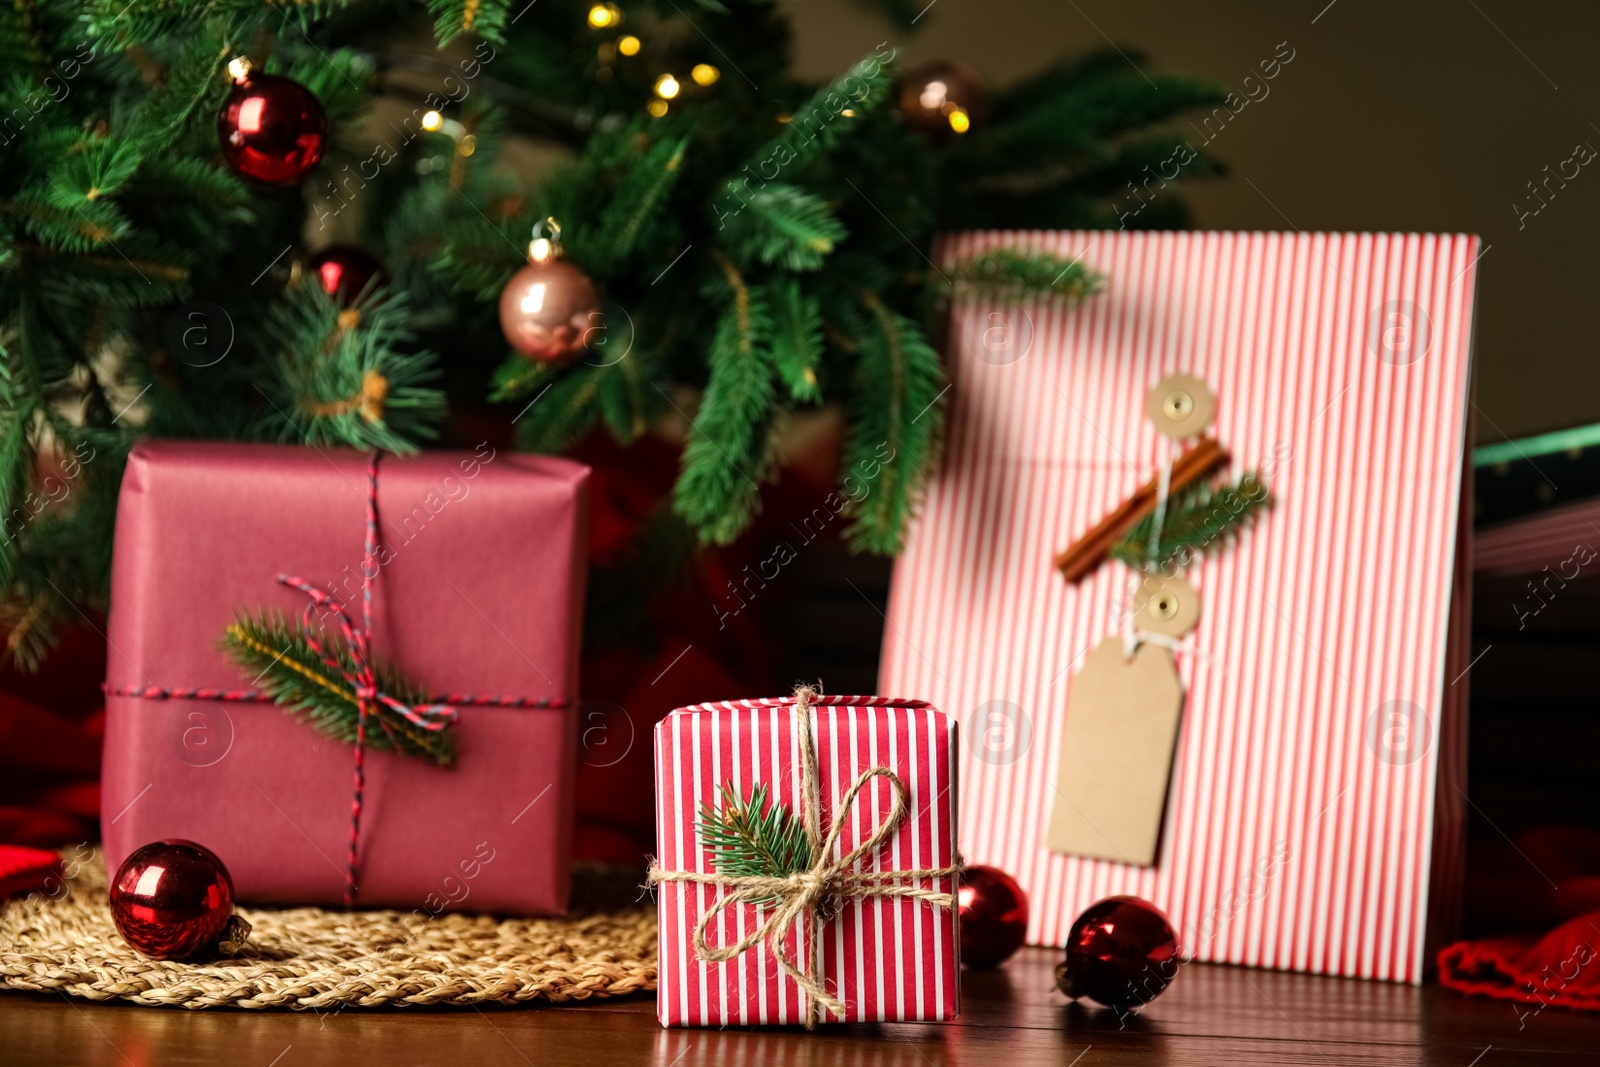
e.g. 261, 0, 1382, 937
105, 450, 567, 907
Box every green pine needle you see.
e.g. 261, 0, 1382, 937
696, 782, 814, 882
259, 283, 445, 455
672, 256, 775, 544
428, 0, 512, 46
721, 183, 847, 272
949, 248, 1105, 304
221, 612, 455, 766
842, 295, 945, 554
765, 279, 823, 403
1108, 474, 1271, 571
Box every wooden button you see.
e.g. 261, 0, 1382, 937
1147, 374, 1215, 440
1135, 574, 1201, 637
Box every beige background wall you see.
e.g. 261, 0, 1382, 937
790, 0, 1600, 442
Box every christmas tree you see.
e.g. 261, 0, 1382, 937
0, 0, 1225, 670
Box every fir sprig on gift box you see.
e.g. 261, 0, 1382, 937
1108, 474, 1271, 571
696, 782, 812, 880
221, 612, 455, 766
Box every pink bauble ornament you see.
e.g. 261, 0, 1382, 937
498, 260, 601, 361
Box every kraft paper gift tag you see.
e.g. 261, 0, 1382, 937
1046, 637, 1184, 867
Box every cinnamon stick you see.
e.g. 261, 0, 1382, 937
1053, 437, 1230, 583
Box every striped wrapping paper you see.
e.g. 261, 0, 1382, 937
881, 231, 1480, 984
653, 695, 960, 1026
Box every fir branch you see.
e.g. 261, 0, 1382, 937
12, 188, 130, 253
428, 0, 511, 47
0, 408, 32, 585
1108, 474, 1271, 570
764, 278, 822, 403
489, 350, 565, 403
0, 586, 62, 672
842, 294, 945, 554
222, 612, 455, 766
259, 283, 445, 454
696, 782, 813, 881
596, 346, 658, 445
592, 135, 689, 271
513, 360, 603, 454
672, 253, 774, 545
749, 49, 896, 172
49, 136, 143, 204
949, 248, 1105, 304
131, 23, 238, 144
720, 183, 847, 272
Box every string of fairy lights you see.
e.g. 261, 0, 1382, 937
585, 2, 721, 118
401, 2, 982, 176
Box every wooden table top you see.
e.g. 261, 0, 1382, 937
3, 946, 1595, 1066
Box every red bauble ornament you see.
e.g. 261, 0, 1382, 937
958, 864, 1029, 968
218, 71, 327, 185
498, 259, 601, 361
1056, 896, 1179, 1009
898, 60, 990, 141
308, 245, 389, 305
109, 840, 250, 961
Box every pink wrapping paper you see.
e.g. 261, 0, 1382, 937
654, 695, 960, 1027
101, 441, 588, 915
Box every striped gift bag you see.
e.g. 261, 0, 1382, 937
881, 231, 1480, 983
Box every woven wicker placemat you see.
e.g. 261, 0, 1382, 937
0, 851, 657, 1010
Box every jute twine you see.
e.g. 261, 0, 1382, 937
648, 685, 962, 1027
0, 851, 656, 1010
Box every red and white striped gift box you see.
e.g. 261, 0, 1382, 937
881, 230, 1481, 983
653, 695, 960, 1026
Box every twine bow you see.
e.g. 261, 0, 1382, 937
648, 685, 963, 1027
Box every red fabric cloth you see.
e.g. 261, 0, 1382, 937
0, 844, 62, 899
0, 625, 105, 848
1439, 911, 1600, 1011
1440, 825, 1600, 1010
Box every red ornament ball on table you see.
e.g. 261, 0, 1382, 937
499, 259, 601, 362
308, 246, 389, 305
1055, 895, 1179, 1009
218, 68, 327, 185
109, 839, 251, 961
958, 864, 1029, 967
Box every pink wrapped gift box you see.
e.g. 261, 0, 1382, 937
654, 694, 960, 1027
101, 441, 588, 915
